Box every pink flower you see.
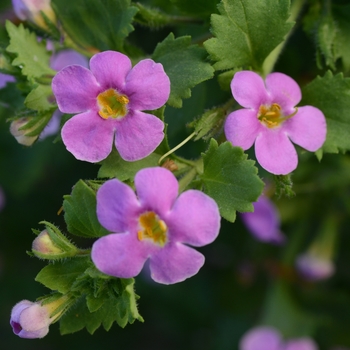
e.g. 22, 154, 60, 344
239, 326, 283, 350
0, 73, 15, 89
241, 195, 285, 244
10, 300, 51, 339
52, 51, 170, 163
296, 253, 335, 281
91, 167, 220, 284
225, 71, 326, 175
284, 338, 318, 350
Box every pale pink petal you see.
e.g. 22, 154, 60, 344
255, 129, 298, 175
225, 109, 262, 150
61, 111, 114, 162
115, 110, 164, 161
296, 253, 335, 281
89, 51, 132, 91
265, 72, 301, 113
284, 338, 319, 350
91, 233, 153, 278
167, 190, 220, 246
96, 179, 141, 233
134, 167, 179, 216
284, 106, 327, 152
149, 242, 204, 284
231, 71, 269, 109
239, 326, 282, 350
50, 49, 89, 71
124, 59, 170, 111
52, 65, 100, 113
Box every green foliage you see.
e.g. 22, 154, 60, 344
302, 71, 350, 155
204, 0, 293, 72
51, 0, 138, 52
133, 3, 172, 27
153, 33, 214, 108
200, 139, 264, 222
5, 22, 55, 81
63, 180, 110, 238
170, 0, 219, 18
25, 84, 54, 112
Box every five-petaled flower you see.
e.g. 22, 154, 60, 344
52, 51, 170, 163
225, 71, 327, 175
91, 167, 221, 284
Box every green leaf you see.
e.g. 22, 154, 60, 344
25, 84, 54, 112
51, 0, 138, 52
200, 139, 263, 222
35, 257, 91, 293
204, 0, 293, 71
63, 180, 110, 238
133, 3, 172, 28
153, 33, 214, 108
98, 149, 160, 180
301, 71, 350, 154
5, 21, 55, 80
170, 0, 219, 18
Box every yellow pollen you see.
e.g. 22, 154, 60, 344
137, 212, 168, 247
258, 103, 297, 128
97, 88, 129, 120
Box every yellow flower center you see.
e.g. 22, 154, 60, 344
258, 103, 298, 128
137, 212, 168, 247
97, 88, 129, 120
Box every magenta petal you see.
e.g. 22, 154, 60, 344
92, 233, 150, 278
90, 51, 132, 91
52, 65, 100, 113
284, 106, 327, 152
167, 190, 220, 246
124, 59, 170, 111
50, 49, 89, 71
284, 338, 318, 350
225, 109, 262, 150
239, 326, 282, 350
135, 167, 179, 216
265, 72, 301, 113
97, 179, 141, 233
115, 110, 164, 161
61, 111, 114, 162
255, 129, 298, 175
149, 243, 205, 284
231, 71, 269, 109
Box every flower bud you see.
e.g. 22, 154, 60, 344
10, 118, 39, 146
32, 230, 64, 255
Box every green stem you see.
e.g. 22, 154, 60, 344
262, 0, 307, 76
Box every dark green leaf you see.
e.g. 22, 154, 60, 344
170, 0, 219, 18
200, 139, 263, 222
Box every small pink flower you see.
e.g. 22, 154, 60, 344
225, 71, 326, 175
52, 51, 170, 163
284, 338, 318, 350
296, 253, 335, 281
10, 300, 51, 339
91, 167, 220, 284
239, 326, 283, 350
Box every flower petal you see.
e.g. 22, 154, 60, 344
225, 109, 262, 150
91, 233, 151, 278
284, 106, 327, 151
239, 326, 282, 350
61, 111, 114, 162
50, 49, 89, 71
231, 71, 269, 109
255, 129, 298, 175
124, 59, 170, 110
265, 72, 301, 113
52, 65, 100, 113
296, 253, 335, 281
89, 51, 132, 91
167, 190, 220, 246
134, 167, 179, 216
284, 338, 319, 350
115, 110, 164, 161
97, 179, 141, 233
149, 242, 204, 284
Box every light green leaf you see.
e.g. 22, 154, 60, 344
5, 21, 55, 80
301, 71, 350, 154
25, 84, 54, 112
153, 33, 214, 108
204, 0, 293, 71
200, 139, 263, 222
63, 180, 110, 238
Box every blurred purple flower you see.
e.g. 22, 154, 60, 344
92, 167, 220, 284
225, 71, 326, 175
241, 195, 285, 244
0, 186, 5, 212
52, 51, 170, 163
239, 326, 283, 350
296, 253, 335, 281
0, 73, 15, 89
284, 338, 318, 350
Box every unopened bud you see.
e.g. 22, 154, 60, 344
32, 230, 63, 255
10, 118, 38, 146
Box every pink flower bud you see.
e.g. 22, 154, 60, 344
32, 230, 63, 255
10, 118, 39, 146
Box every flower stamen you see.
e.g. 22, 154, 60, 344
258, 103, 298, 128
137, 212, 168, 247
97, 88, 129, 120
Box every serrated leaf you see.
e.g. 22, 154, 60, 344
153, 33, 214, 108
200, 139, 263, 222
170, 0, 219, 18
35, 257, 91, 293
51, 0, 138, 52
25, 84, 54, 112
63, 180, 110, 238
5, 21, 55, 80
301, 71, 350, 154
204, 0, 293, 71
98, 148, 160, 180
